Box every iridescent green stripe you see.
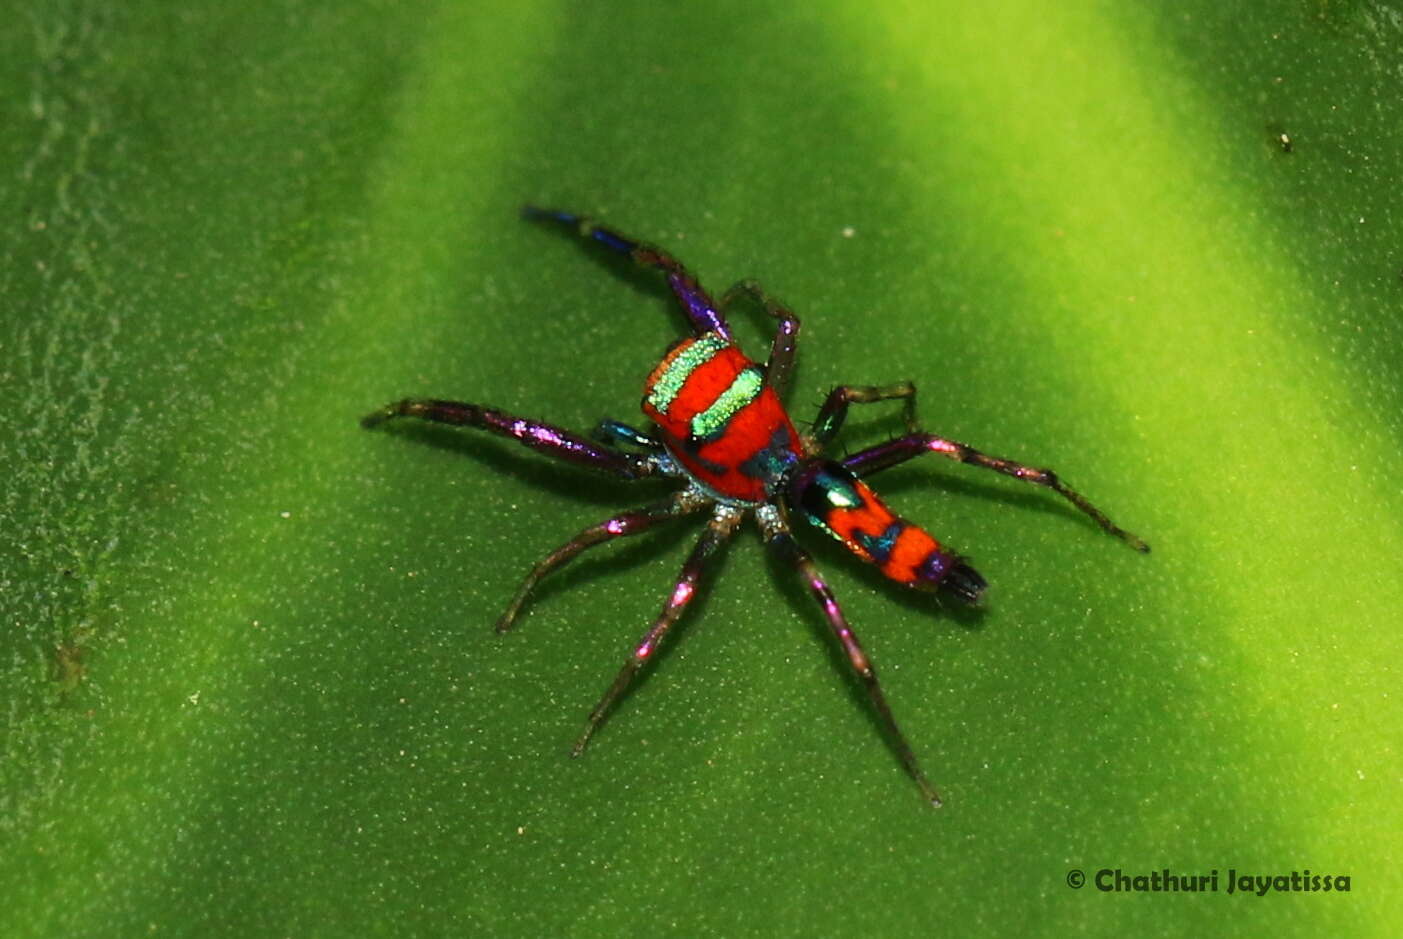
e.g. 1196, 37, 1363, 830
646, 333, 730, 414
691, 366, 764, 440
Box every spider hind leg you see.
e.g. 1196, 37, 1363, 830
571, 504, 743, 757
496, 490, 709, 633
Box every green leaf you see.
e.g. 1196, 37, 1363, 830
3, 1, 1398, 935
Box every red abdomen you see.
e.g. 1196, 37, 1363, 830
642, 333, 802, 503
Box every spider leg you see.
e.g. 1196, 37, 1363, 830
719, 279, 801, 399
361, 399, 659, 479
523, 205, 731, 340
841, 432, 1149, 553
757, 505, 942, 807
810, 382, 919, 448
571, 505, 743, 757
591, 419, 665, 452
496, 489, 710, 633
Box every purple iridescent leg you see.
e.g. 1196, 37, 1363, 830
842, 432, 1149, 553
496, 490, 710, 633
591, 419, 665, 453
810, 382, 919, 448
571, 505, 743, 757
756, 505, 942, 807
522, 205, 731, 340
720, 279, 801, 397
361, 399, 659, 479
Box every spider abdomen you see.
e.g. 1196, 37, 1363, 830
642, 331, 802, 503
791, 461, 985, 600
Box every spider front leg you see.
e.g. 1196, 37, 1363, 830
591, 419, 665, 453
361, 399, 659, 480
496, 489, 710, 633
757, 504, 942, 807
572, 505, 743, 757
720, 279, 801, 398
523, 205, 731, 340
842, 432, 1149, 553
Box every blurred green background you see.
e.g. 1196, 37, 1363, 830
2, 1, 1398, 935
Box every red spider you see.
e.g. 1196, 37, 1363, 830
362, 207, 1148, 806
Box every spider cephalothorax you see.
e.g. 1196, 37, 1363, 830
362, 207, 1147, 806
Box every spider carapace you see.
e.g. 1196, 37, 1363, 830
362, 207, 1148, 806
